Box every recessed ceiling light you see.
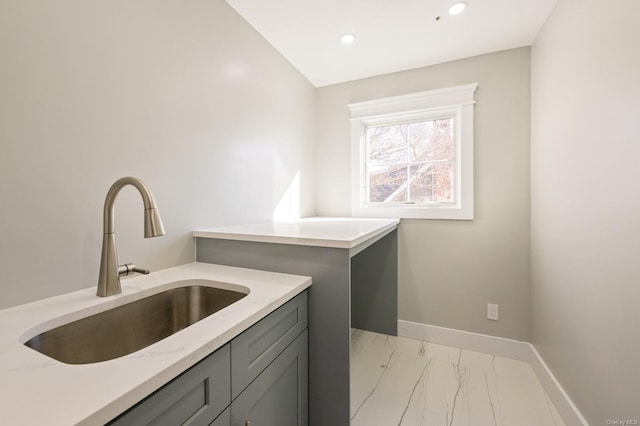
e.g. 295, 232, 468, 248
340, 33, 356, 44
448, 1, 468, 15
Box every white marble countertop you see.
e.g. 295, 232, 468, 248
0, 262, 311, 426
193, 217, 399, 249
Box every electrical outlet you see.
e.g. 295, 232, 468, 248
487, 303, 499, 321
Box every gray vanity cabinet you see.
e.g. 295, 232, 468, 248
108, 290, 308, 426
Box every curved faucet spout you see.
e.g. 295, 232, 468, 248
102, 176, 166, 237
97, 177, 165, 297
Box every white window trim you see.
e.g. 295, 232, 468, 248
348, 83, 478, 220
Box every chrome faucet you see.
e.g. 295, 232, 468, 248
97, 177, 166, 297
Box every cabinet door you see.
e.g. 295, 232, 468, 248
231, 291, 307, 399
108, 345, 230, 426
231, 330, 308, 426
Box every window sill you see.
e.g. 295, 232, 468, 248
351, 204, 474, 220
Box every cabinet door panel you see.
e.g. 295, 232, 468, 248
232, 330, 308, 426
108, 345, 230, 426
231, 291, 307, 399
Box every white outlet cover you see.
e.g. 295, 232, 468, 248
487, 303, 499, 321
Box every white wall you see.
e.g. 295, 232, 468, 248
0, 0, 316, 308
317, 48, 532, 340
531, 0, 640, 422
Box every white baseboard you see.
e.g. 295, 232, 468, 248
398, 320, 532, 361
397, 320, 588, 426
528, 344, 590, 426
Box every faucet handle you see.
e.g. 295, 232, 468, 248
118, 263, 150, 277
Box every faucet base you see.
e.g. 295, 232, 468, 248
97, 233, 121, 297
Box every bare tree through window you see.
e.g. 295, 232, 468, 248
367, 118, 454, 204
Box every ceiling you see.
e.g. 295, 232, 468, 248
225, 0, 558, 87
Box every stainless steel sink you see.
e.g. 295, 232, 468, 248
24, 285, 248, 364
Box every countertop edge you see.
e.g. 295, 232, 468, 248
192, 230, 353, 248
193, 218, 399, 249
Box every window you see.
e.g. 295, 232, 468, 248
349, 84, 477, 220
366, 115, 455, 205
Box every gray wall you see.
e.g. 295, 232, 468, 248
316, 48, 532, 340
0, 0, 316, 309
531, 0, 640, 423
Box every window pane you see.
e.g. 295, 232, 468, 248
407, 121, 431, 163
432, 162, 454, 202
408, 118, 454, 162
366, 117, 455, 205
367, 125, 408, 166
368, 165, 407, 203
409, 164, 433, 203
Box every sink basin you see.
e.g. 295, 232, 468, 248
24, 285, 248, 364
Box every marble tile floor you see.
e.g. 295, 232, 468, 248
350, 329, 565, 426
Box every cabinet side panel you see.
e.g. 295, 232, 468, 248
197, 239, 349, 426
351, 230, 398, 335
